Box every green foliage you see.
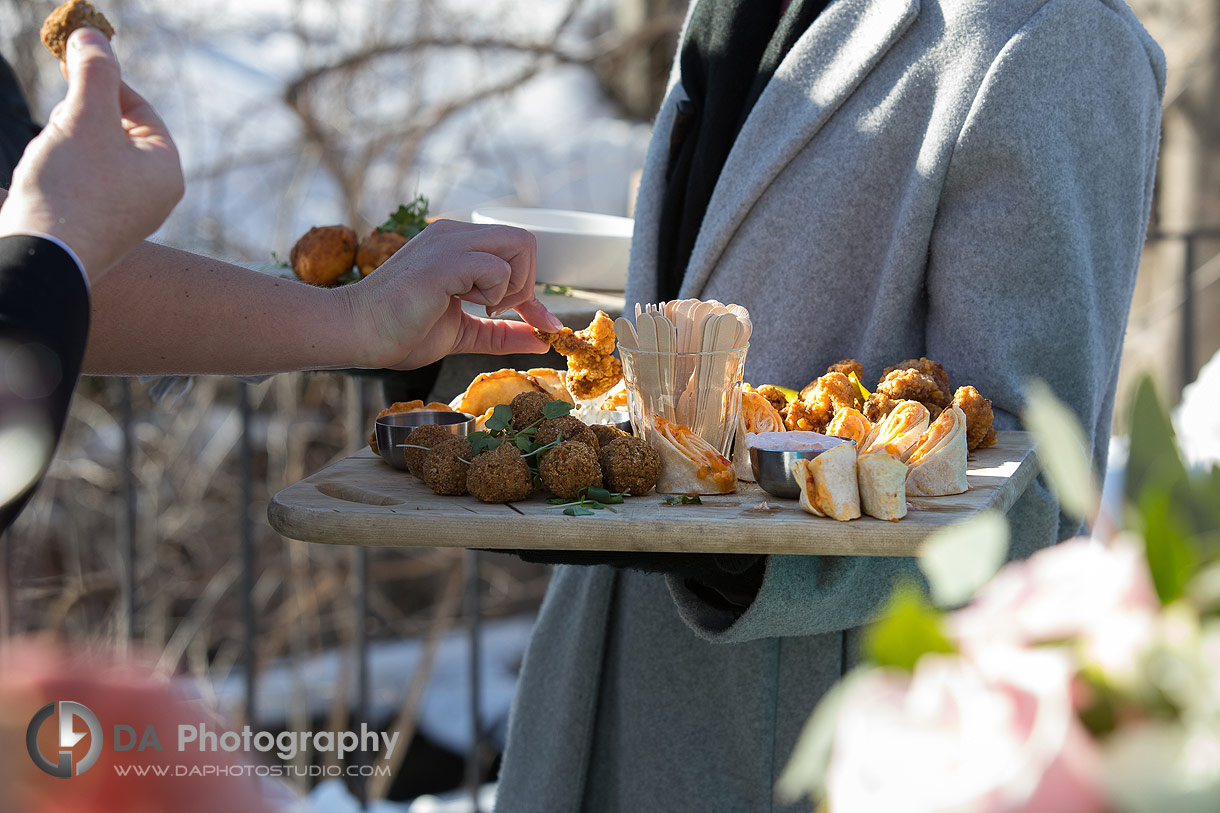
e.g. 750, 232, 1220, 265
1123, 376, 1220, 603
547, 486, 627, 516
865, 584, 957, 673
917, 510, 1010, 608
541, 400, 574, 420
1021, 379, 1099, 524
378, 195, 430, 238
485, 404, 513, 432
663, 494, 702, 505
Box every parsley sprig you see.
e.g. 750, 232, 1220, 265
466, 400, 575, 478
547, 486, 628, 516
378, 195, 430, 239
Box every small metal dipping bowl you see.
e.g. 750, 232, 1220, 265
749, 437, 855, 499
586, 409, 633, 434
376, 411, 475, 471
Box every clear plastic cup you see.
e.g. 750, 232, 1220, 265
618, 345, 748, 456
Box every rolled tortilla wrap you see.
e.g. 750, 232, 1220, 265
860, 400, 930, 460
792, 444, 860, 521
858, 452, 907, 520
733, 390, 786, 481
651, 416, 736, 494
827, 407, 873, 448
906, 405, 969, 496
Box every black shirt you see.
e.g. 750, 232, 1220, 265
656, 0, 831, 300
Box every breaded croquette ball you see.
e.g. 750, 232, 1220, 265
421, 436, 472, 496
535, 415, 598, 452
403, 424, 457, 478
540, 441, 602, 500
510, 391, 552, 431
290, 225, 357, 286
41, 1, 114, 60
355, 230, 409, 276
598, 436, 660, 496
589, 423, 628, 448
466, 443, 534, 503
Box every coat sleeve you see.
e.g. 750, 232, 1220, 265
0, 234, 91, 533
665, 0, 1166, 642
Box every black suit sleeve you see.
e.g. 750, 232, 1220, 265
0, 53, 41, 188
0, 235, 90, 533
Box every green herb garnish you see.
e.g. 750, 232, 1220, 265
663, 494, 703, 506
378, 195, 430, 239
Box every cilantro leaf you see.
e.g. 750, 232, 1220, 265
486, 404, 513, 432
378, 195, 430, 239
541, 400, 574, 420
563, 505, 596, 516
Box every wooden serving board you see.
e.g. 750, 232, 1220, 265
267, 431, 1039, 557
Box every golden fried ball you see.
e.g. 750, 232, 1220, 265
540, 441, 602, 500
466, 443, 534, 503
421, 436, 472, 496
290, 225, 357, 286
535, 415, 598, 452
589, 423, 628, 448
598, 436, 660, 496
41, 1, 114, 60
403, 424, 459, 478
355, 231, 409, 276
510, 391, 552, 431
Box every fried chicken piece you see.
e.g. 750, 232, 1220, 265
355, 231, 409, 276
952, 385, 998, 451
863, 391, 900, 423
41, 0, 114, 60
785, 372, 858, 433
882, 357, 950, 398
534, 310, 623, 401
290, 225, 357, 286
827, 359, 864, 380
747, 384, 790, 416
876, 368, 948, 419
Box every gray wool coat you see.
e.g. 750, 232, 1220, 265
495, 1, 1165, 810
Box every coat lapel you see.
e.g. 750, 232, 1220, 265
679, 0, 919, 298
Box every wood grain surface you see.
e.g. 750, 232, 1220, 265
267, 431, 1039, 556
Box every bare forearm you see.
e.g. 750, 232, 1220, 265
83, 241, 360, 375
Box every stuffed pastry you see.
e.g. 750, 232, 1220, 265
858, 452, 907, 521
733, 390, 786, 481
651, 416, 736, 494
826, 407, 873, 448
792, 444, 860, 521
906, 404, 969, 497
860, 400, 930, 460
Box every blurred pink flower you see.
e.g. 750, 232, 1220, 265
826, 648, 1104, 813
951, 536, 1159, 673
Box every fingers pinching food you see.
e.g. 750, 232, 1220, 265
41, 0, 114, 60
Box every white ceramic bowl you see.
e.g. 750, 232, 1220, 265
470, 206, 633, 291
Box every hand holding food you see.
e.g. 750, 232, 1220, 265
340, 219, 561, 370
0, 8, 183, 281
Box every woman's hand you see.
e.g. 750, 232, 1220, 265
341, 219, 563, 370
